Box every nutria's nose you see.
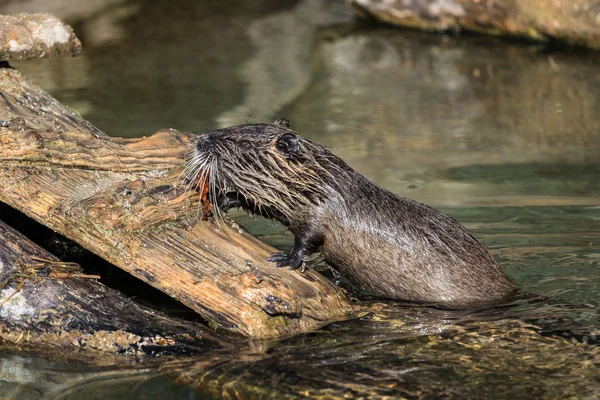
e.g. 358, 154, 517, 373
195, 134, 212, 154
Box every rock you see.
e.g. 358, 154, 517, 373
0, 13, 81, 61
346, 0, 600, 50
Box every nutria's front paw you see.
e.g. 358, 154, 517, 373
267, 252, 291, 268
216, 193, 242, 212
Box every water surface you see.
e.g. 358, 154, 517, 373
3, 0, 600, 398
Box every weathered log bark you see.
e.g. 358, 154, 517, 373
0, 218, 225, 355
346, 0, 600, 50
0, 64, 354, 338
0, 14, 81, 61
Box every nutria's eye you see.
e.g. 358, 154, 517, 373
275, 133, 299, 156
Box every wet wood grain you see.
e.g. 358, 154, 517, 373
0, 218, 226, 355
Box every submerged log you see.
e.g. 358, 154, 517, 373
0, 218, 225, 355
0, 64, 354, 338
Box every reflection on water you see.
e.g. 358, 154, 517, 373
0, 351, 206, 400
3, 0, 600, 398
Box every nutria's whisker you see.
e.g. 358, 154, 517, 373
178, 152, 205, 185
182, 157, 205, 216
210, 160, 227, 224
182, 153, 212, 219
198, 157, 214, 212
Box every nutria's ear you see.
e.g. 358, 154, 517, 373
273, 118, 290, 128
275, 132, 299, 156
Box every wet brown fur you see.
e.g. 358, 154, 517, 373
190, 121, 516, 308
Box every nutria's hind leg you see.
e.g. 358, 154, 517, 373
268, 232, 323, 271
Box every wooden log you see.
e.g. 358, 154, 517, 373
0, 64, 354, 338
0, 218, 225, 355
0, 14, 81, 61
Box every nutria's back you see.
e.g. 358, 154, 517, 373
191, 120, 515, 308
318, 173, 514, 306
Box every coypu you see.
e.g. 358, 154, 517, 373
190, 119, 516, 308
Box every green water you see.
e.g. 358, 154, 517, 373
3, 0, 600, 398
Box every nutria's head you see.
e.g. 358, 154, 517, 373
188, 119, 352, 225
